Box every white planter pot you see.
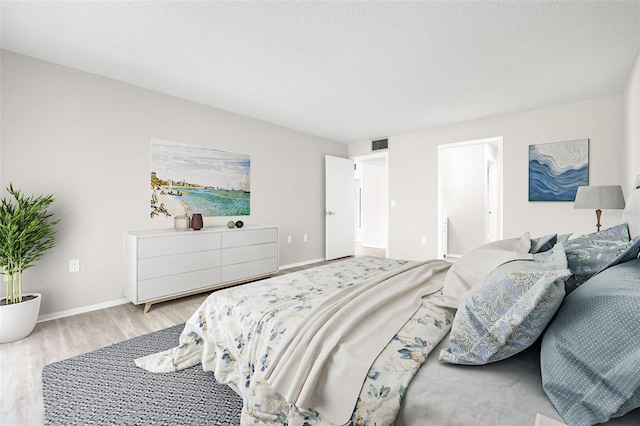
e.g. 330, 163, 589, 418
0, 293, 41, 343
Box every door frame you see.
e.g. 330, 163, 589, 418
437, 137, 503, 258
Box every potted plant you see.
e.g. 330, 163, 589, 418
0, 183, 58, 343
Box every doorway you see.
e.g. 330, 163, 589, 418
353, 153, 388, 257
437, 137, 503, 258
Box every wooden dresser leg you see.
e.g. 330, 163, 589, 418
144, 302, 152, 314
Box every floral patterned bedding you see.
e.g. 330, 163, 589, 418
135, 256, 454, 426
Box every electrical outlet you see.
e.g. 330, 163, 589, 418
69, 259, 80, 272
304, 234, 308, 242
420, 237, 426, 245
287, 235, 292, 243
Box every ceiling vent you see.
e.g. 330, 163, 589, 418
372, 138, 388, 151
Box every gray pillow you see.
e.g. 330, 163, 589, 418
530, 233, 557, 254
541, 258, 640, 425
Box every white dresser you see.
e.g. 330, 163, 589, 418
124, 225, 278, 312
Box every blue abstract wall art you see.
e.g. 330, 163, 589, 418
529, 139, 589, 201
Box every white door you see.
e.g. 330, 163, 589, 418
326, 155, 355, 260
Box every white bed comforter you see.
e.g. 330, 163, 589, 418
135, 256, 454, 425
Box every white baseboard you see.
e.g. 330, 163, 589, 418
37, 298, 130, 323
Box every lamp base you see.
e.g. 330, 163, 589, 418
595, 208, 602, 232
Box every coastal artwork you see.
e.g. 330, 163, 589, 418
150, 139, 250, 218
528, 139, 589, 201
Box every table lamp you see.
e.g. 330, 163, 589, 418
574, 185, 626, 231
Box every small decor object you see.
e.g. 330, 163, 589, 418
235, 220, 244, 228
574, 185, 626, 231
0, 183, 58, 343
227, 221, 235, 229
529, 139, 589, 201
173, 215, 190, 231
190, 213, 203, 230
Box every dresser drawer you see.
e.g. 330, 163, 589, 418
138, 250, 221, 280
222, 228, 278, 248
222, 242, 277, 266
138, 267, 221, 302
222, 257, 278, 283
138, 232, 221, 258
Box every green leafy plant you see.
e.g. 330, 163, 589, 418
0, 184, 59, 304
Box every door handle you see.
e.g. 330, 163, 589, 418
326, 211, 336, 216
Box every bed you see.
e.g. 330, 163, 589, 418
136, 181, 640, 426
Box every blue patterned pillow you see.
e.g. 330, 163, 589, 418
439, 244, 571, 365
541, 258, 640, 425
564, 224, 640, 293
590, 223, 630, 241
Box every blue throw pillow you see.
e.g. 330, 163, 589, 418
563, 224, 640, 293
541, 258, 640, 426
439, 244, 570, 365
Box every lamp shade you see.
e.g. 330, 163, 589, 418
574, 185, 626, 210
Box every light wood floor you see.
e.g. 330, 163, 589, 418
0, 252, 382, 426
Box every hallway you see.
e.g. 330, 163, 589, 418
354, 241, 386, 257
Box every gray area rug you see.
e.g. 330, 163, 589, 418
42, 324, 242, 425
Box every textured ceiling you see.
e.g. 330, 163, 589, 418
1, 1, 639, 143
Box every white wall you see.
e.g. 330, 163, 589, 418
350, 95, 624, 261
361, 161, 387, 248
0, 51, 347, 318
624, 51, 640, 189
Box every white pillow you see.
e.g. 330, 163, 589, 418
437, 232, 533, 309
621, 179, 640, 239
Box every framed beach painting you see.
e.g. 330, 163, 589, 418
150, 139, 250, 218
528, 139, 588, 201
